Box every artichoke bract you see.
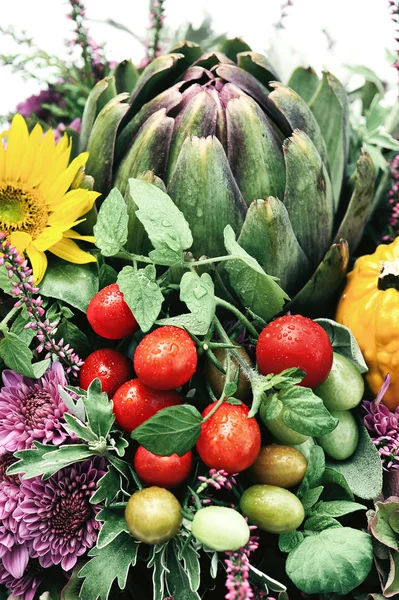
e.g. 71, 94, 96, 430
81, 39, 375, 316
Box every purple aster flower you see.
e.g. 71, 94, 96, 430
16, 89, 64, 123
15, 458, 106, 571
0, 362, 70, 454
0, 558, 43, 600
364, 374, 399, 470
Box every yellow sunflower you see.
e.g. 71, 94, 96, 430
0, 114, 100, 283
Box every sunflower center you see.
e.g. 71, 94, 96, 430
0, 182, 48, 239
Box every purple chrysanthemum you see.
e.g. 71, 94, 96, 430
0, 362, 70, 454
364, 374, 399, 470
0, 453, 31, 579
0, 558, 43, 600
15, 458, 106, 571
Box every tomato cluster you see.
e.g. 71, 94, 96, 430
83, 287, 363, 547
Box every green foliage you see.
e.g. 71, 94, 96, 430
39, 258, 99, 312
315, 318, 368, 373
118, 265, 164, 332
93, 188, 129, 257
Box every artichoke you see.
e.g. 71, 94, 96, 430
81, 39, 375, 316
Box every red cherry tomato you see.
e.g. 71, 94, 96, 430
196, 402, 261, 473
112, 379, 182, 433
134, 446, 193, 488
79, 349, 132, 398
87, 283, 138, 340
134, 326, 197, 390
256, 314, 333, 389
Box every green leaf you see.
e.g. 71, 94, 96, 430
297, 445, 326, 497
56, 319, 92, 359
326, 422, 383, 500
99, 264, 118, 289
286, 527, 373, 595
310, 500, 367, 518
166, 541, 200, 600
157, 271, 215, 335
315, 318, 368, 373
10, 308, 36, 345
61, 564, 84, 599
279, 530, 304, 553
0, 333, 50, 378
176, 537, 201, 593
322, 468, 354, 501
369, 498, 399, 551
39, 257, 99, 313
304, 516, 342, 532
109, 429, 129, 457
248, 564, 287, 593
278, 385, 338, 437
91, 465, 122, 506
78, 532, 139, 600
8, 442, 94, 480
94, 188, 129, 256
260, 393, 283, 420
128, 178, 193, 266
84, 379, 114, 439
301, 486, 324, 514
0, 264, 18, 293
96, 505, 130, 549
151, 544, 168, 600
117, 265, 164, 332
223, 225, 289, 321
58, 386, 86, 422
131, 405, 202, 456
271, 367, 307, 389
64, 413, 98, 443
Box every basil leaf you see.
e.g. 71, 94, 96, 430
315, 318, 368, 373
301, 486, 324, 514
94, 188, 129, 257
84, 379, 114, 439
129, 178, 193, 266
326, 422, 383, 500
279, 530, 304, 553
131, 405, 203, 456
117, 264, 164, 332
158, 271, 215, 335
56, 319, 92, 358
96, 506, 130, 549
260, 393, 283, 420
297, 445, 325, 497
99, 264, 118, 289
39, 258, 99, 312
304, 516, 342, 532
0, 332, 50, 378
322, 468, 354, 501
79, 532, 139, 600
279, 385, 338, 437
223, 225, 289, 321
286, 527, 373, 594
310, 500, 367, 518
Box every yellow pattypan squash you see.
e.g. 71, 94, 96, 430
336, 237, 399, 410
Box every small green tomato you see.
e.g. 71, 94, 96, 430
314, 353, 364, 411
191, 506, 250, 552
260, 407, 309, 446
240, 484, 305, 534
317, 409, 359, 460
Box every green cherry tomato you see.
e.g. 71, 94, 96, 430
125, 487, 182, 544
192, 506, 250, 551
240, 484, 305, 534
314, 353, 365, 411
317, 409, 359, 460
204, 345, 252, 401
248, 445, 308, 489
260, 406, 309, 446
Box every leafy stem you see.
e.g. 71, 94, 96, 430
214, 317, 256, 384
215, 297, 259, 338
0, 304, 21, 330
202, 350, 232, 423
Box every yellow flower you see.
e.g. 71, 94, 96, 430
0, 114, 100, 283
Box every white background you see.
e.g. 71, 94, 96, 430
0, 0, 397, 116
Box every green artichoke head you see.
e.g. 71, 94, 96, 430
81, 40, 375, 316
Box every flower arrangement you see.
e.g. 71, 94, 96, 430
0, 1, 399, 599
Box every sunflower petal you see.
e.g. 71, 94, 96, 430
6, 115, 30, 182
26, 244, 48, 284
49, 238, 97, 264
9, 232, 32, 254
18, 123, 43, 184
32, 227, 63, 252
26, 129, 57, 188
47, 189, 99, 229
63, 229, 95, 243
43, 152, 89, 205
